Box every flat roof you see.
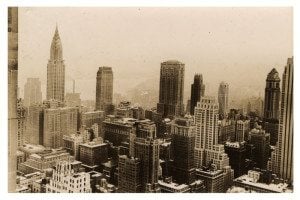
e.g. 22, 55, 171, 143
235, 175, 292, 193
79, 141, 107, 148
158, 180, 189, 190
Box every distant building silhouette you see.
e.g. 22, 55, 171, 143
95, 67, 113, 114
218, 82, 229, 119
157, 60, 185, 118
24, 78, 42, 107
190, 74, 205, 115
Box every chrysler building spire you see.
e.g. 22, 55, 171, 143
46, 25, 65, 102
50, 25, 63, 60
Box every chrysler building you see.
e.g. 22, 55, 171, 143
46, 26, 65, 102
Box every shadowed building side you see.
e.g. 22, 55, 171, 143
95, 67, 113, 114
8, 7, 18, 193
157, 60, 185, 118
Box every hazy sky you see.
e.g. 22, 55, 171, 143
19, 7, 293, 101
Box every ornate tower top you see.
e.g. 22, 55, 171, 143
267, 68, 280, 81
50, 25, 63, 60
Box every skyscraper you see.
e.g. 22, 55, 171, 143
43, 107, 78, 148
171, 117, 196, 184
194, 96, 219, 168
264, 68, 281, 119
24, 105, 44, 145
263, 68, 281, 145
24, 78, 42, 107
46, 26, 65, 102
194, 96, 233, 191
269, 57, 293, 183
133, 120, 160, 192
157, 60, 185, 118
190, 74, 205, 115
118, 155, 142, 192
218, 82, 229, 118
249, 128, 270, 169
95, 67, 113, 113
8, 7, 18, 192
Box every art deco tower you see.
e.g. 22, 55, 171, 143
95, 67, 113, 112
269, 57, 293, 183
264, 68, 281, 120
190, 74, 205, 115
263, 68, 280, 145
46, 26, 65, 102
157, 60, 185, 118
218, 82, 229, 118
194, 96, 219, 168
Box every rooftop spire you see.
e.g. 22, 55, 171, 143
50, 25, 63, 60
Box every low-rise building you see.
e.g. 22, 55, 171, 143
46, 161, 92, 193
63, 133, 84, 160
233, 170, 292, 193
18, 148, 73, 175
79, 138, 108, 171
158, 179, 190, 193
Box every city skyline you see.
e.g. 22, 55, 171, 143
7, 7, 294, 194
18, 7, 292, 101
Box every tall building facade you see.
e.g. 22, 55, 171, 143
157, 60, 185, 118
218, 82, 229, 118
95, 67, 113, 113
264, 68, 281, 119
194, 96, 219, 168
8, 7, 18, 192
263, 68, 281, 145
171, 117, 196, 184
118, 155, 142, 192
24, 105, 44, 145
269, 57, 293, 182
190, 74, 205, 115
79, 139, 108, 170
194, 97, 233, 191
43, 107, 78, 148
133, 121, 160, 192
24, 78, 42, 107
235, 120, 250, 142
17, 99, 26, 147
46, 26, 65, 102
46, 161, 92, 193
249, 128, 270, 169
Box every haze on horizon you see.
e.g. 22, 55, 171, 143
18, 7, 293, 102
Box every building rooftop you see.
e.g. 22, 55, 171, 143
158, 180, 189, 190
196, 168, 223, 176
19, 143, 46, 153
235, 173, 292, 193
17, 150, 25, 156
82, 110, 104, 115
161, 60, 184, 65
225, 141, 246, 148
80, 140, 107, 148
267, 68, 280, 81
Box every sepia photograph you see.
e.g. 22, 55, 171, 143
5, 3, 294, 196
